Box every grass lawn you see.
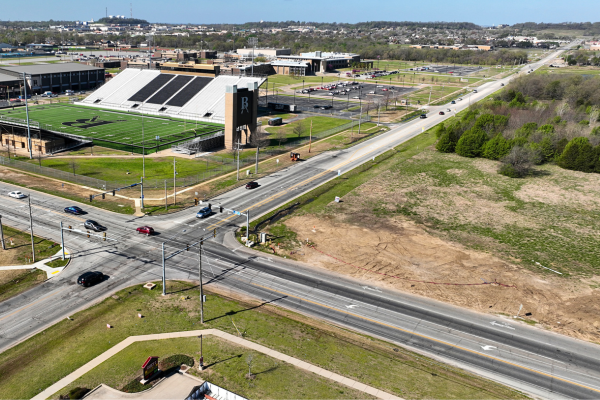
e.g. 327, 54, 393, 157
0, 104, 223, 154
535, 66, 600, 75
0, 280, 524, 400
0, 224, 62, 302
263, 75, 340, 88
56, 336, 371, 399
27, 155, 223, 182
265, 116, 352, 143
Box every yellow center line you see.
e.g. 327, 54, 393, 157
206, 126, 405, 230
252, 283, 600, 394
0, 288, 68, 322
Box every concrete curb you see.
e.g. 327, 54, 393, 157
33, 328, 403, 400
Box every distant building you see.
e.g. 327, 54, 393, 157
0, 63, 106, 94
237, 48, 291, 58
276, 51, 368, 73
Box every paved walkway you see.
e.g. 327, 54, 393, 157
33, 329, 403, 400
0, 248, 70, 279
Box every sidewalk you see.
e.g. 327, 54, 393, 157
33, 328, 403, 400
0, 248, 70, 279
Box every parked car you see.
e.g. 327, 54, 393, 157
320, 105, 332, 110
77, 271, 103, 287
64, 206, 84, 215
245, 181, 259, 189
8, 191, 26, 199
136, 226, 155, 235
84, 220, 104, 232
439, 111, 445, 115
196, 207, 212, 218
313, 105, 321, 109
352, 96, 360, 99
368, 91, 375, 94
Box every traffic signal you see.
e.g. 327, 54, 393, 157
208, 203, 212, 210
219, 206, 223, 213
112, 190, 115, 196
102, 193, 105, 199
194, 198, 198, 206
186, 244, 189, 251
89, 195, 93, 202
213, 228, 216, 238
103, 232, 106, 241
86, 231, 90, 238
68, 225, 72, 230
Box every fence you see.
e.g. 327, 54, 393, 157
0, 116, 372, 193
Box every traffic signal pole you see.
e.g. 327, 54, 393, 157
60, 221, 65, 260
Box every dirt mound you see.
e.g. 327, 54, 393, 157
284, 214, 600, 342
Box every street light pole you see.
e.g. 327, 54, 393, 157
22, 73, 33, 160
28, 196, 35, 263
0, 215, 5, 250
162, 242, 166, 295
198, 242, 204, 324
60, 221, 65, 260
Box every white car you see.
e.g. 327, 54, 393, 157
353, 96, 360, 99
8, 191, 26, 199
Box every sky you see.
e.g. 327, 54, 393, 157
1, 0, 599, 26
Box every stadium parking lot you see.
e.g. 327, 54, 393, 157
405, 65, 483, 76
269, 84, 418, 111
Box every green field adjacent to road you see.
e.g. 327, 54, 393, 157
55, 336, 371, 399
0, 104, 223, 154
0, 280, 525, 400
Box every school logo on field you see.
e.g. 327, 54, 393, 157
62, 116, 126, 129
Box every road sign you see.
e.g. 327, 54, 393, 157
233, 210, 242, 216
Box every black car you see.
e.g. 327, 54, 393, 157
420, 114, 427, 119
320, 105, 332, 110
77, 271, 103, 287
64, 206, 84, 215
84, 220, 104, 232
245, 181, 259, 189
313, 105, 321, 109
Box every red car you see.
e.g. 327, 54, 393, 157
136, 226, 155, 235
439, 111, 445, 115
245, 181, 259, 189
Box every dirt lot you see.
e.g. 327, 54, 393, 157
266, 147, 600, 343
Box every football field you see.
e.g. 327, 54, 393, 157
0, 103, 223, 153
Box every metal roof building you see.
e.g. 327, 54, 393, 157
0, 63, 106, 94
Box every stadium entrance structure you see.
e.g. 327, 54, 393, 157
79, 69, 264, 150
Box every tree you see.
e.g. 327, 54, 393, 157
292, 119, 305, 138
499, 146, 535, 178
436, 132, 455, 153
250, 123, 270, 148
482, 134, 512, 160
246, 353, 255, 379
557, 137, 595, 172
455, 128, 488, 158
275, 128, 287, 147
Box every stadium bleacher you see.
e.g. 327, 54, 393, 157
166, 77, 213, 107
128, 74, 175, 102
79, 69, 265, 123
146, 75, 193, 105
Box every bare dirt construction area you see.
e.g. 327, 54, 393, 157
267, 146, 600, 343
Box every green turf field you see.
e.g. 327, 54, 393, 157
0, 104, 223, 154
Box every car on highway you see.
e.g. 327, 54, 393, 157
64, 206, 84, 215
439, 111, 445, 115
420, 114, 427, 119
84, 220, 104, 232
457, 97, 463, 101
473, 89, 478, 93
500, 83, 505, 87
8, 191, 26, 199
136, 226, 155, 235
245, 181, 259, 189
447, 109, 451, 112
77, 271, 103, 287
450, 100, 456, 104
196, 207, 212, 218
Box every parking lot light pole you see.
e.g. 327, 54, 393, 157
22, 73, 33, 160
60, 221, 65, 260
28, 196, 35, 263
162, 242, 166, 295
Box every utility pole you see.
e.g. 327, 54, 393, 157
248, 37, 258, 77
198, 242, 204, 324
428, 85, 433, 106
164, 180, 167, 211
140, 177, 144, 209
60, 221, 65, 260
28, 196, 35, 263
358, 106, 363, 135
236, 139, 241, 181
22, 73, 32, 160
173, 158, 176, 205
162, 242, 166, 295
0, 214, 5, 250
308, 119, 313, 153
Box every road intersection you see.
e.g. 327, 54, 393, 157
2, 44, 598, 399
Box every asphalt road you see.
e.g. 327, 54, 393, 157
2, 43, 598, 399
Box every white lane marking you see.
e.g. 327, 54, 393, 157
362, 286, 382, 293
346, 305, 358, 309
481, 345, 497, 351
490, 321, 515, 330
